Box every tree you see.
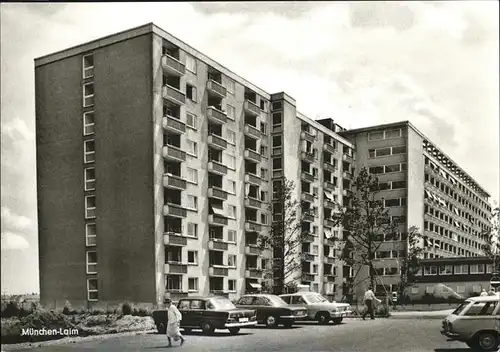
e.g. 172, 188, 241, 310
330, 167, 400, 291
481, 206, 500, 273
258, 178, 308, 295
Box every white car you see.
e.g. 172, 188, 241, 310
441, 294, 500, 351
280, 292, 352, 325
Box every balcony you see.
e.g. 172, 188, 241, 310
323, 144, 337, 154
162, 85, 186, 105
245, 269, 262, 279
324, 219, 335, 228
244, 100, 261, 116
324, 257, 336, 264
208, 187, 228, 201
244, 124, 261, 139
245, 221, 262, 232
324, 199, 335, 209
162, 55, 185, 76
324, 163, 337, 173
301, 172, 314, 183
163, 174, 187, 190
300, 131, 315, 143
163, 204, 187, 218
163, 146, 186, 162
208, 161, 228, 175
302, 253, 315, 262
343, 171, 353, 180
302, 273, 315, 282
206, 80, 227, 98
272, 125, 283, 133
244, 149, 261, 163
209, 214, 228, 226
245, 245, 261, 256
342, 154, 353, 163
245, 173, 263, 186
164, 263, 188, 274
303, 234, 315, 243
245, 197, 263, 209
323, 237, 335, 246
207, 106, 228, 124
164, 233, 188, 246
303, 213, 315, 222
324, 181, 336, 192
209, 240, 229, 251
163, 116, 186, 134
209, 266, 229, 277
208, 134, 228, 150
301, 152, 315, 163
301, 192, 314, 203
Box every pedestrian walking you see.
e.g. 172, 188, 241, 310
164, 298, 185, 347
362, 286, 380, 320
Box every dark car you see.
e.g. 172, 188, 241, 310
235, 294, 308, 328
152, 296, 257, 335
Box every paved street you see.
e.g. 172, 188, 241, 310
9, 318, 469, 352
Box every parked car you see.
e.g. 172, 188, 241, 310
280, 292, 352, 325
235, 294, 307, 328
152, 296, 257, 335
440, 294, 500, 351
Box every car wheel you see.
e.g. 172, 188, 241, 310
157, 323, 166, 334
265, 315, 278, 328
477, 332, 498, 351
228, 327, 240, 335
333, 317, 343, 325
316, 313, 330, 325
201, 322, 215, 335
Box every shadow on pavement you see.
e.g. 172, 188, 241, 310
434, 349, 472, 352
295, 321, 346, 326
146, 331, 252, 337
246, 325, 302, 330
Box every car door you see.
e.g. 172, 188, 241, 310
189, 299, 205, 327
177, 300, 192, 326
236, 296, 255, 310
252, 296, 271, 322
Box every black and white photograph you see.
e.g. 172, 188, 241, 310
1, 2, 499, 351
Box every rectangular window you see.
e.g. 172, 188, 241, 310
186, 140, 197, 156
260, 168, 267, 179
312, 264, 318, 274
411, 287, 419, 294
86, 223, 97, 246
385, 164, 401, 173
227, 105, 235, 119
273, 158, 282, 170
260, 122, 267, 134
260, 213, 268, 225
187, 195, 197, 210
385, 129, 401, 139
87, 278, 98, 301
185, 54, 197, 73
391, 180, 406, 189
227, 155, 236, 169
86, 251, 97, 274
84, 168, 96, 191
385, 198, 402, 207
85, 195, 96, 219
188, 278, 199, 291
376, 148, 391, 157
227, 130, 236, 144
83, 82, 95, 107
186, 112, 197, 129
454, 265, 468, 274
470, 264, 485, 274
486, 264, 493, 273
260, 145, 268, 156
84, 139, 96, 164
368, 131, 384, 140
83, 111, 95, 135
272, 112, 282, 125
228, 279, 237, 292
369, 166, 384, 174
228, 180, 236, 194
186, 84, 197, 102
187, 223, 198, 238
187, 251, 198, 265
273, 135, 282, 147
226, 79, 235, 95
187, 168, 198, 184
83, 54, 94, 79
439, 265, 453, 275
228, 205, 236, 219
392, 146, 406, 155
228, 255, 237, 268
228, 230, 237, 243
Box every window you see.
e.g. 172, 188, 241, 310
369, 166, 384, 174
227, 155, 236, 169
228, 230, 237, 243
273, 135, 282, 147
228, 180, 236, 194
411, 287, 419, 294
368, 131, 384, 140
425, 286, 434, 294
470, 264, 485, 274
187, 223, 198, 238
228, 205, 236, 219
227, 130, 236, 144
376, 148, 391, 157
86, 251, 97, 274
186, 112, 197, 129
188, 278, 199, 292
83, 83, 95, 107
273, 158, 282, 170
456, 285, 465, 293
272, 112, 282, 125
312, 265, 318, 274
186, 140, 197, 156
187, 251, 198, 265
385, 198, 404, 207
312, 245, 318, 255
87, 278, 98, 301
84, 168, 96, 191
187, 195, 197, 210
228, 255, 237, 268
185, 54, 196, 73
228, 279, 237, 292
385, 164, 401, 173
187, 168, 198, 184
260, 213, 268, 225
486, 264, 493, 273
424, 266, 437, 276
186, 84, 197, 102
83, 54, 94, 78
86, 223, 97, 246
84, 139, 96, 163
83, 111, 95, 135
439, 265, 452, 275
227, 105, 235, 119
85, 195, 96, 219
226, 79, 235, 95
260, 122, 267, 134
391, 181, 406, 189
385, 129, 401, 139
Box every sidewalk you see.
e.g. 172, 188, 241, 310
389, 309, 454, 320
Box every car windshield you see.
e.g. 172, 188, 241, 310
208, 298, 236, 310
452, 301, 469, 315
267, 295, 288, 307
304, 294, 328, 304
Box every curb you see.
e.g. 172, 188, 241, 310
389, 314, 447, 320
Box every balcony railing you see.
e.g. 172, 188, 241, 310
324, 257, 336, 264
244, 149, 261, 163
323, 144, 337, 154
324, 199, 335, 209
302, 234, 315, 243
163, 174, 187, 190
245, 197, 263, 209
207, 106, 228, 124
162, 55, 186, 76
324, 219, 335, 227
245, 269, 262, 278
209, 240, 228, 251
245, 173, 262, 186
302, 273, 315, 282
163, 116, 186, 134
208, 161, 228, 175
206, 80, 227, 98
245, 221, 262, 232
163, 145, 186, 162
324, 163, 337, 173
272, 125, 283, 133
209, 266, 229, 277
164, 233, 188, 246
163, 85, 186, 105
301, 172, 314, 183
163, 204, 187, 218
300, 131, 315, 143
343, 171, 354, 180
301, 152, 315, 163
301, 192, 314, 203
208, 187, 228, 201
324, 181, 336, 192
165, 263, 188, 274
303, 213, 315, 222
244, 124, 261, 139
302, 253, 315, 261
208, 134, 228, 150
342, 154, 353, 163
245, 245, 261, 255
209, 214, 228, 226
244, 100, 261, 116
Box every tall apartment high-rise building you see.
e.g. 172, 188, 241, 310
339, 122, 493, 296
35, 23, 355, 309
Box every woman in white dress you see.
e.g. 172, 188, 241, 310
164, 298, 185, 347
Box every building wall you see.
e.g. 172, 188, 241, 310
406, 126, 425, 242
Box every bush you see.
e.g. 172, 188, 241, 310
62, 301, 76, 315
1, 300, 32, 318
121, 302, 132, 316
90, 308, 106, 316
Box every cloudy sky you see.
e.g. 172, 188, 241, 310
1, 2, 498, 294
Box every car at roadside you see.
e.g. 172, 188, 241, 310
440, 294, 500, 351
152, 296, 257, 335
280, 292, 352, 325
235, 294, 307, 328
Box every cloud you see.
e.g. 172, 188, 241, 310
1, 206, 32, 231
1, 117, 33, 141
1, 232, 30, 250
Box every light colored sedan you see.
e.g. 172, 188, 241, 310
280, 292, 352, 325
